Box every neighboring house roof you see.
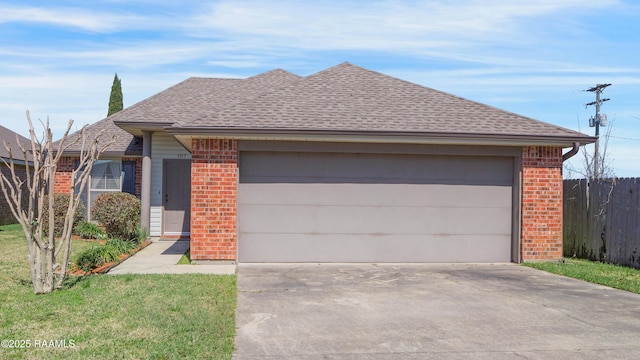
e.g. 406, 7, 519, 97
0, 125, 32, 163
60, 62, 595, 155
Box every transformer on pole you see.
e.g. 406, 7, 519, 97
584, 84, 610, 179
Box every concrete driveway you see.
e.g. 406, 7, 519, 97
234, 264, 640, 359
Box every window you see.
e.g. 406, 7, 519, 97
122, 161, 136, 195
80, 160, 123, 221
90, 160, 122, 191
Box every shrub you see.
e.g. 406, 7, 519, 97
92, 192, 140, 239
106, 238, 136, 253
41, 194, 85, 237
73, 221, 107, 240
132, 226, 149, 245
99, 243, 122, 263
74, 239, 137, 272
75, 246, 105, 272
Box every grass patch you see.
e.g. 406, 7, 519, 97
524, 258, 640, 294
177, 248, 191, 265
0, 224, 236, 359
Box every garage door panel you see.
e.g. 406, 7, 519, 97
238, 233, 511, 262
239, 183, 511, 208
241, 151, 512, 186
239, 204, 511, 235
238, 151, 514, 263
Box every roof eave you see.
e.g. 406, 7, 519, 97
113, 121, 174, 137
0, 157, 32, 166
166, 127, 597, 151
58, 150, 142, 158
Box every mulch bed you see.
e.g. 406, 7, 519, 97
67, 240, 151, 276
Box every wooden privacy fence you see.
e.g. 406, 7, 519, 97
564, 178, 640, 268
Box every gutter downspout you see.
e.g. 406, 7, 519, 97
559, 141, 580, 264
562, 142, 580, 162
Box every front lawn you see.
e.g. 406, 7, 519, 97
0, 224, 236, 359
524, 257, 640, 294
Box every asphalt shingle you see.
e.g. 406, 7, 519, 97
61, 62, 593, 154
0, 125, 32, 162
63, 70, 302, 154
62, 78, 241, 154
181, 62, 590, 139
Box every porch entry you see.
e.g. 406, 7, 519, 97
162, 159, 191, 236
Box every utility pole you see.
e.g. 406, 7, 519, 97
584, 84, 610, 179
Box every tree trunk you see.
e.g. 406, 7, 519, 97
0, 111, 114, 294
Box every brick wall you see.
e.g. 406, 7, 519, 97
0, 164, 28, 225
53, 157, 76, 194
521, 146, 563, 261
190, 139, 238, 261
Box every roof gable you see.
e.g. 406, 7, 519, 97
177, 69, 302, 126
178, 62, 591, 140
60, 62, 594, 154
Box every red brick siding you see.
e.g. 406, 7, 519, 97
53, 157, 76, 194
190, 139, 238, 261
122, 157, 142, 198
521, 146, 563, 261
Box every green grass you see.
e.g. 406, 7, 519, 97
0, 224, 236, 359
524, 258, 640, 294
177, 248, 191, 265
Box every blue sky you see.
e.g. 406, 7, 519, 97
1, 0, 639, 177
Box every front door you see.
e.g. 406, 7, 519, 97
163, 160, 191, 236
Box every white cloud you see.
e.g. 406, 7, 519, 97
0, 42, 215, 69
190, 0, 617, 55
0, 71, 188, 137
0, 0, 637, 177
0, 5, 153, 33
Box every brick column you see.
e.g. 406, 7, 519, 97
521, 146, 563, 261
190, 139, 238, 261
53, 157, 76, 194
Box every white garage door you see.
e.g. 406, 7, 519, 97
238, 151, 513, 262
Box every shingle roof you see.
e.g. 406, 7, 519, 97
63, 71, 302, 155
173, 69, 303, 126
59, 117, 143, 156
62, 78, 241, 155
62, 62, 594, 154
109, 77, 242, 124
0, 125, 32, 162
179, 62, 592, 141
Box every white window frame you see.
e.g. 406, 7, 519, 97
81, 159, 123, 221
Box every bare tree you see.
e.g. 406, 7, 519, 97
564, 121, 615, 179
0, 111, 114, 294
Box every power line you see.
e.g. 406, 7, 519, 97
607, 135, 640, 141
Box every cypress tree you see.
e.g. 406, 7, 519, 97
107, 73, 123, 116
